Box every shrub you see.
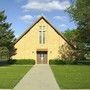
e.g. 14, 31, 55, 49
77, 59, 90, 65
49, 59, 66, 65
64, 59, 78, 64
49, 59, 78, 65
7, 59, 35, 65
0, 60, 8, 66
58, 43, 83, 64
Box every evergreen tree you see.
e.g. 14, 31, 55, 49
0, 11, 16, 60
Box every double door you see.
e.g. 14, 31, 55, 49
37, 51, 47, 64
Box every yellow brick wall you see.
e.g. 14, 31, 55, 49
12, 19, 67, 63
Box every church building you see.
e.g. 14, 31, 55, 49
13, 16, 73, 64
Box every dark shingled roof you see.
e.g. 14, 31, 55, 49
15, 16, 75, 49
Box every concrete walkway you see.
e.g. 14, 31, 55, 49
13, 64, 60, 90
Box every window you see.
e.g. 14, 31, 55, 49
43, 31, 45, 44
39, 26, 45, 44
39, 31, 42, 44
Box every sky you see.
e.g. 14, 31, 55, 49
0, 0, 77, 37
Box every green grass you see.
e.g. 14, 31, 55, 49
0, 65, 32, 89
51, 65, 90, 89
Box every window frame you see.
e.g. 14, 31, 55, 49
39, 26, 45, 44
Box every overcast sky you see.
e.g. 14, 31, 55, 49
0, 0, 77, 37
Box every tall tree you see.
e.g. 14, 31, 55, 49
67, 0, 90, 44
66, 0, 90, 59
0, 11, 16, 60
63, 29, 80, 45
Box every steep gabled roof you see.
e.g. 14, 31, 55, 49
15, 16, 75, 49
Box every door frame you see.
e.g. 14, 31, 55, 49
37, 51, 48, 64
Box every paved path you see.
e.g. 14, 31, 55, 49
13, 64, 60, 90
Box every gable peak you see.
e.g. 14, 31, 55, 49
38, 15, 47, 20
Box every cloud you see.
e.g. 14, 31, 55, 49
15, 0, 25, 3
15, 35, 19, 38
60, 24, 67, 27
20, 14, 44, 23
22, 0, 70, 12
59, 24, 68, 31
28, 0, 51, 2
53, 16, 67, 20
20, 15, 34, 23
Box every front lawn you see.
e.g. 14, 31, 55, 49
0, 65, 32, 89
51, 65, 90, 89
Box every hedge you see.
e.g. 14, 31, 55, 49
49, 59, 77, 65
49, 59, 90, 65
7, 59, 35, 65
77, 60, 90, 65
49, 59, 66, 65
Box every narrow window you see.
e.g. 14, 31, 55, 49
43, 31, 45, 44
43, 26, 45, 44
39, 31, 42, 44
39, 26, 45, 44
